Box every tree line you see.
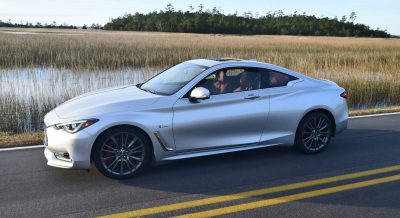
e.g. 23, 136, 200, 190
0, 20, 78, 29
104, 4, 390, 38
0, 20, 103, 30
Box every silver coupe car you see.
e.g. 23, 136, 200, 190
44, 58, 348, 179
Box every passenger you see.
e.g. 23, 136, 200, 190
270, 72, 287, 87
213, 70, 230, 94
270, 74, 279, 87
234, 72, 251, 92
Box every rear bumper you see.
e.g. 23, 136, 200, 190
336, 118, 348, 135
333, 98, 348, 136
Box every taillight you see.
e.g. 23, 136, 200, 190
340, 91, 348, 99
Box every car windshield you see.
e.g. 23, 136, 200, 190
139, 62, 209, 95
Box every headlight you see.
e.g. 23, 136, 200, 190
55, 119, 99, 133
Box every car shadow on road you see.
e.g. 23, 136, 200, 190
90, 128, 398, 186
112, 128, 399, 208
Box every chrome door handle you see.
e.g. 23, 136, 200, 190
244, 94, 260, 100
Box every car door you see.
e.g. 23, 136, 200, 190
172, 67, 269, 152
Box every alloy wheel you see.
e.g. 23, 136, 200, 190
301, 115, 330, 152
100, 132, 145, 176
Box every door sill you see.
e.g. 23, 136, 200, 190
162, 143, 282, 161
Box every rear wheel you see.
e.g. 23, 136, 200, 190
295, 112, 333, 154
93, 127, 151, 179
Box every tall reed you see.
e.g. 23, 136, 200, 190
0, 29, 399, 132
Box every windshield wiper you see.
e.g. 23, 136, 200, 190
138, 85, 157, 95
136, 84, 168, 96
143, 88, 157, 94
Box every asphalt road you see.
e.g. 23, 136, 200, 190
1, 114, 400, 218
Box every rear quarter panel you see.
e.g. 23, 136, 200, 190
260, 81, 348, 146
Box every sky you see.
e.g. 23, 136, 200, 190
0, 0, 399, 35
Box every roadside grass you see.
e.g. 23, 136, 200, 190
349, 106, 400, 116
1, 107, 399, 148
0, 131, 43, 148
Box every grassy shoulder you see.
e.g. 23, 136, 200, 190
348, 106, 400, 116
1, 106, 399, 148
0, 131, 44, 148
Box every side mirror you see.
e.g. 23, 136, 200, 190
189, 87, 210, 101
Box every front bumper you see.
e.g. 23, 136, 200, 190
44, 126, 94, 170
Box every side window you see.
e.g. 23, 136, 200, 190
262, 70, 297, 88
197, 68, 261, 95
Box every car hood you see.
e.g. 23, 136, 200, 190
53, 85, 160, 120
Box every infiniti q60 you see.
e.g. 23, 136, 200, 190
44, 59, 348, 179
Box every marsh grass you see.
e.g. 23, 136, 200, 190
0, 67, 157, 132
1, 29, 399, 72
0, 28, 399, 132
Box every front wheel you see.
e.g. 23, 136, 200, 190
295, 112, 333, 154
93, 127, 151, 179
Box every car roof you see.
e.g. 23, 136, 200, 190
187, 58, 289, 70
187, 58, 307, 79
187, 58, 251, 67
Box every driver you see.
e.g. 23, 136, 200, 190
212, 70, 230, 94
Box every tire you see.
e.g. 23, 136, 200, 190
93, 126, 151, 179
295, 112, 333, 154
